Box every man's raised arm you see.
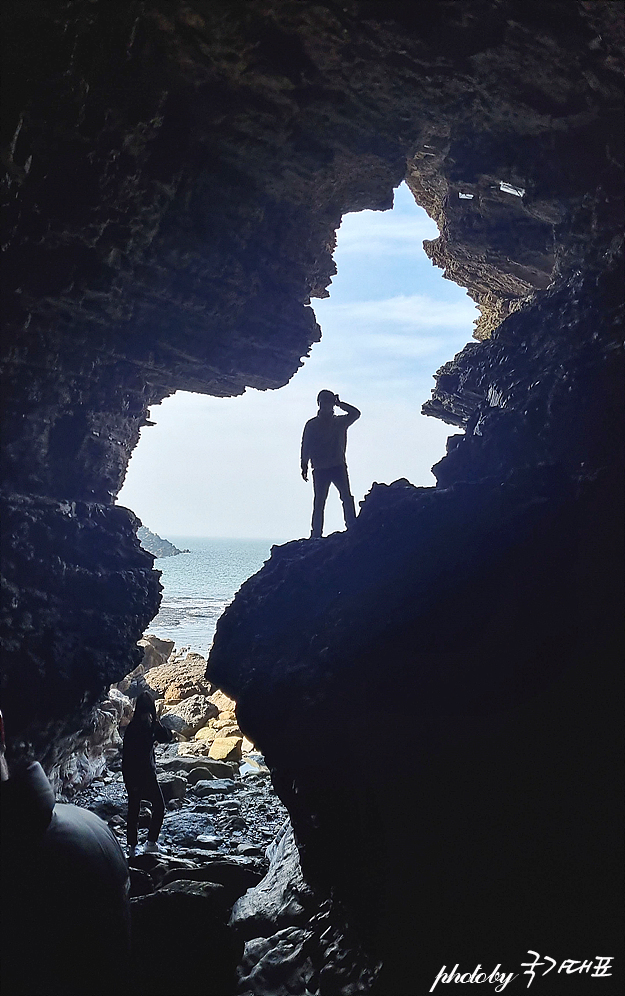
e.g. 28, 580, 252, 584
335, 396, 360, 425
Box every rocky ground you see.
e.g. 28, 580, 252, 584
62, 636, 380, 995
69, 636, 328, 995
73, 634, 290, 872
74, 744, 289, 863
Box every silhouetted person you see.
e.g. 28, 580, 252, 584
122, 690, 174, 855
0, 708, 131, 996
301, 390, 360, 538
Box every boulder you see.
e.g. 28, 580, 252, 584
209, 689, 237, 714
129, 852, 198, 884
88, 794, 127, 821
191, 778, 236, 797
144, 653, 212, 701
161, 811, 220, 847
195, 834, 225, 849
186, 766, 215, 785
209, 737, 243, 762
165, 682, 192, 704
159, 713, 188, 737
216, 724, 242, 738
161, 858, 265, 909
158, 755, 212, 774
230, 822, 315, 940
237, 843, 264, 856
137, 638, 168, 673
195, 726, 217, 742
164, 661, 216, 703
161, 694, 218, 737
157, 773, 186, 802
142, 634, 175, 661
177, 740, 212, 758
212, 718, 238, 730
202, 760, 239, 779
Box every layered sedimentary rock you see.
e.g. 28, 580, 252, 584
1, 2, 623, 990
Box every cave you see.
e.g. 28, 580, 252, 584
1, 2, 623, 995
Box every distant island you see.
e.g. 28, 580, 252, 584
137, 526, 190, 558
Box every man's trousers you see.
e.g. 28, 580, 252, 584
311, 463, 356, 537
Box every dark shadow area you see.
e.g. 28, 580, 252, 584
1, 2, 623, 994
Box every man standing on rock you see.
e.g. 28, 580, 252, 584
301, 390, 360, 538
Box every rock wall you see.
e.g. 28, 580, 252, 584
0, 2, 623, 989
210, 342, 623, 993
3, 1, 622, 760
208, 204, 622, 991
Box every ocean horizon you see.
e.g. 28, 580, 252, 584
143, 536, 286, 657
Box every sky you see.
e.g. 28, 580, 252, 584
116, 183, 478, 539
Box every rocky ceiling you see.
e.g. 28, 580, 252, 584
2, 2, 623, 992
3, 1, 622, 486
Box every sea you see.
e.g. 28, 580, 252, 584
145, 537, 284, 658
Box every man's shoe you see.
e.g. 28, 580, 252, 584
144, 841, 161, 854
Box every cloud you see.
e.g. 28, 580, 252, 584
118, 188, 477, 540
336, 215, 439, 256
323, 293, 477, 330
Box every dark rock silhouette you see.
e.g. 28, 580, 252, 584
209, 240, 623, 991
0, 2, 623, 993
130, 890, 242, 996
2, 0, 622, 759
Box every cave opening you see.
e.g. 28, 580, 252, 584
2, 3, 623, 995
116, 181, 478, 656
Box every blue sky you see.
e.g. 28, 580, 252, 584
117, 183, 477, 539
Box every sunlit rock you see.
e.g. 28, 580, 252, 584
209, 738, 244, 762
145, 652, 213, 701
161, 693, 218, 737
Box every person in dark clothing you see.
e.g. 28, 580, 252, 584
122, 691, 174, 855
0, 708, 131, 996
301, 390, 361, 538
